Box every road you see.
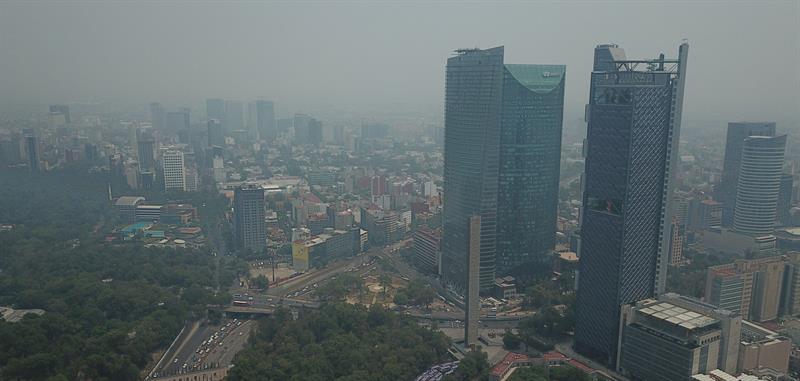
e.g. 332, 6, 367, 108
154, 323, 218, 375
151, 319, 254, 378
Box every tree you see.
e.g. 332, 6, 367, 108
445, 350, 490, 381
550, 366, 590, 381
502, 329, 521, 350
227, 303, 451, 381
379, 274, 391, 297
251, 274, 269, 290
507, 366, 548, 381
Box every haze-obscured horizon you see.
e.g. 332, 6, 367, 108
1, 1, 798, 128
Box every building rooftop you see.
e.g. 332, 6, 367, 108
505, 64, 566, 93
638, 301, 718, 330
115, 196, 144, 207
558, 251, 578, 262
490, 352, 529, 378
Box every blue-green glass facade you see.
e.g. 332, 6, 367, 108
496, 65, 565, 274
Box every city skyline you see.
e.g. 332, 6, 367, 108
1, 2, 797, 129
0, 2, 797, 380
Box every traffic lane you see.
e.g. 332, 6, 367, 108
208, 320, 254, 365
159, 323, 217, 374
267, 239, 409, 296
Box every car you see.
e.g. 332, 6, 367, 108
174, 358, 178, 363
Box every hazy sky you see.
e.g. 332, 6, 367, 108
1, 1, 798, 127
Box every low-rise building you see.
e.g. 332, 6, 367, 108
291, 228, 360, 272
115, 196, 145, 223
494, 276, 517, 300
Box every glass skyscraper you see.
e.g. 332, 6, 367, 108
732, 135, 787, 236
719, 122, 776, 227
574, 42, 689, 366
496, 64, 565, 274
441, 46, 565, 293
442, 47, 504, 293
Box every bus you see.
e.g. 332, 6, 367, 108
232, 300, 250, 307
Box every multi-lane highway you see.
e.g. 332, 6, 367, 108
150, 319, 254, 378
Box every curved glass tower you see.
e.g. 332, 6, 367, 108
732, 135, 787, 236
496, 65, 565, 274
441, 47, 565, 293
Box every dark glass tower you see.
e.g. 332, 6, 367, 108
496, 65, 565, 274
206, 98, 226, 129
574, 43, 689, 366
234, 184, 266, 252
719, 122, 776, 227
25, 134, 40, 172
255, 100, 276, 142
441, 47, 504, 293
207, 119, 224, 148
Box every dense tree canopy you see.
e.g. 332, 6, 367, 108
0, 170, 235, 380
507, 365, 590, 381
228, 303, 452, 381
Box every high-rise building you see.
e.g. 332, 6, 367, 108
49, 105, 70, 123
496, 64, 565, 274
441, 47, 566, 292
206, 98, 226, 130
162, 149, 186, 191
206, 98, 225, 119
441, 47, 504, 293
137, 134, 156, 172
149, 102, 166, 130
732, 135, 786, 237
308, 118, 323, 147
255, 100, 276, 142
294, 113, 311, 145
183, 151, 198, 192
234, 184, 266, 252
778, 174, 794, 226
705, 256, 786, 322
166, 110, 190, 137
212, 153, 225, 183
225, 100, 244, 133
413, 227, 442, 275
361, 122, 390, 140
719, 122, 776, 227
688, 198, 722, 230
24, 134, 40, 172
207, 119, 224, 148
574, 42, 689, 366
668, 217, 686, 266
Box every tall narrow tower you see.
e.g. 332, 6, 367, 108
465, 215, 481, 347
732, 135, 787, 236
234, 184, 267, 252
574, 42, 689, 366
441, 47, 504, 293
719, 122, 776, 226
